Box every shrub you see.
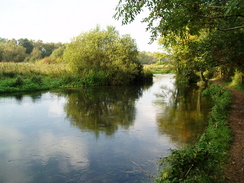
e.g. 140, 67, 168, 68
63, 25, 148, 85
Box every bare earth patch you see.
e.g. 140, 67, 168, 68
211, 80, 244, 182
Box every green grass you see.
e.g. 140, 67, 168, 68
143, 64, 174, 74
0, 62, 154, 93
0, 62, 75, 94
156, 83, 232, 183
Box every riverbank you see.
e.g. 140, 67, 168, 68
156, 82, 233, 182
0, 62, 154, 94
211, 80, 244, 182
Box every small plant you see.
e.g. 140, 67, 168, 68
30, 75, 42, 85
12, 76, 24, 87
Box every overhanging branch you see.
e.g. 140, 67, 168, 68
218, 25, 244, 31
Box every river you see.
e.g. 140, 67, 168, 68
0, 74, 211, 183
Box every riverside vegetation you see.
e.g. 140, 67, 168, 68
155, 83, 233, 182
0, 26, 161, 94
115, 1, 244, 182
1, 0, 244, 181
0, 26, 174, 94
0, 61, 174, 94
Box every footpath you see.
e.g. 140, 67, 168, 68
212, 80, 244, 182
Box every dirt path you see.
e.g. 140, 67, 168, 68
211, 80, 244, 182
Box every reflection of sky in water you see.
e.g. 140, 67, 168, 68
0, 94, 89, 182
0, 74, 209, 183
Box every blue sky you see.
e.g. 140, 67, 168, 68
0, 0, 160, 52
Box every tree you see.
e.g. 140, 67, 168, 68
137, 51, 157, 64
114, 0, 244, 82
63, 26, 143, 85
29, 47, 42, 61
0, 43, 4, 61
114, 0, 244, 40
49, 45, 66, 63
0, 37, 7, 43
2, 41, 26, 62
18, 38, 34, 54
153, 51, 171, 64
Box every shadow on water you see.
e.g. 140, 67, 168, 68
153, 78, 212, 147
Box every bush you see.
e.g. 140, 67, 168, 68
63, 26, 149, 85
230, 71, 243, 87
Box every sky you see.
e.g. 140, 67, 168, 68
0, 0, 160, 52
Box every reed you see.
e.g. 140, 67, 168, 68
0, 62, 69, 78
0, 62, 71, 93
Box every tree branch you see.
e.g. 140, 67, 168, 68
218, 25, 244, 31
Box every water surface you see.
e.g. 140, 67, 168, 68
0, 74, 211, 183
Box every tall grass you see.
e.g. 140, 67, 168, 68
0, 62, 72, 93
156, 83, 232, 183
0, 62, 69, 78
0, 62, 154, 93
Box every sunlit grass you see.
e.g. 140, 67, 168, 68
143, 63, 174, 74
0, 62, 73, 93
0, 62, 70, 78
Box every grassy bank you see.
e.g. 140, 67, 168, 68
0, 62, 80, 94
156, 83, 232, 183
144, 64, 174, 74
0, 62, 153, 94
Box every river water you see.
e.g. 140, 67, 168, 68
0, 74, 211, 183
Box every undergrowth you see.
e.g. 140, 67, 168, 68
156, 83, 232, 183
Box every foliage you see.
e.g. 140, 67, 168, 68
114, 0, 244, 41
0, 62, 71, 93
1, 41, 26, 62
230, 70, 243, 86
137, 51, 157, 64
156, 83, 232, 182
144, 64, 174, 74
28, 47, 42, 61
63, 26, 149, 85
18, 38, 34, 54
0, 37, 63, 62
49, 45, 66, 63
114, 0, 244, 83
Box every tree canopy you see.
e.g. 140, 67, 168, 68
0, 37, 63, 62
114, 0, 244, 39
114, 0, 244, 83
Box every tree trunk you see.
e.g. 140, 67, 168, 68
199, 71, 206, 82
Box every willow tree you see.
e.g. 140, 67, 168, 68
63, 26, 145, 85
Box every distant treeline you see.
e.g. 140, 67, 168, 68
0, 37, 64, 63
0, 37, 171, 65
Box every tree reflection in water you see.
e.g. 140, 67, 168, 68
63, 85, 146, 137
154, 83, 212, 147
